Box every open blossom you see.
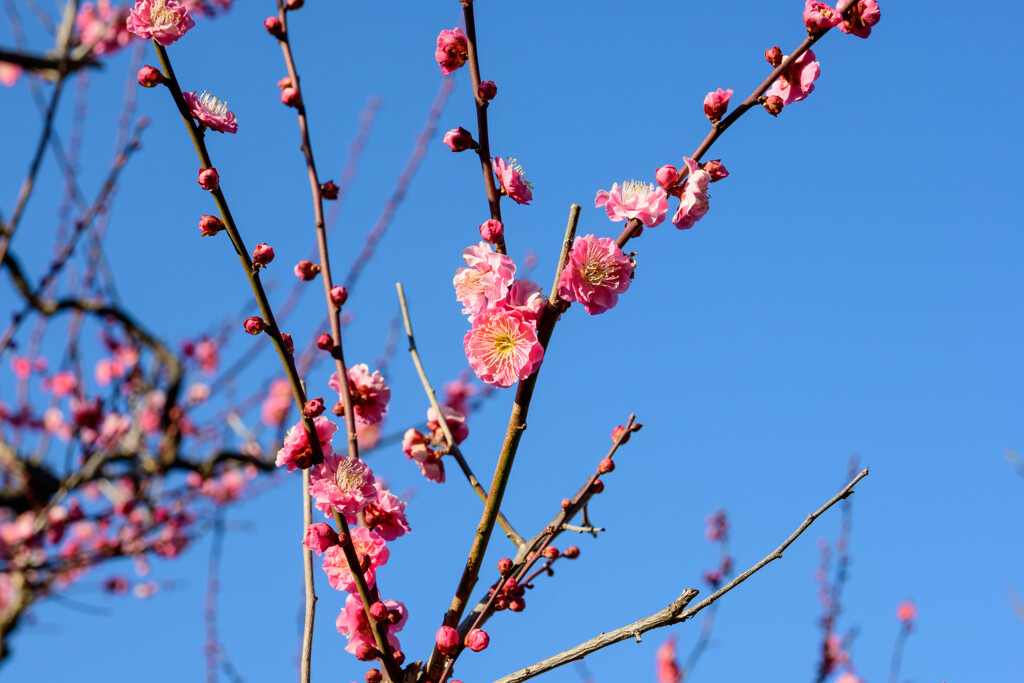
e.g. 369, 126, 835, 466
453, 242, 517, 320
840, 0, 880, 38
276, 416, 337, 471
126, 0, 195, 46
363, 483, 411, 541
495, 279, 545, 327
655, 636, 682, 683
336, 594, 407, 655
310, 454, 377, 519
78, 1, 133, 56
435, 28, 468, 74
672, 158, 711, 230
464, 309, 544, 388
803, 1, 842, 31
182, 91, 238, 134
594, 181, 669, 227
329, 364, 390, 427
321, 527, 389, 592
492, 157, 533, 205
427, 406, 469, 445
557, 235, 633, 315
403, 428, 445, 483
303, 522, 338, 555
765, 49, 820, 106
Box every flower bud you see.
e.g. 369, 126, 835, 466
365, 670, 382, 683
286, 0, 304, 9
762, 95, 784, 117
354, 643, 379, 662
198, 214, 224, 236
465, 629, 490, 652
358, 552, 371, 571
703, 88, 733, 122
386, 609, 402, 625
303, 398, 324, 418
321, 180, 339, 200
590, 479, 605, 494
330, 286, 349, 307
243, 316, 266, 335
281, 333, 294, 355
276, 76, 293, 89
542, 546, 559, 559
478, 80, 497, 101
497, 557, 513, 575
508, 596, 526, 612
436, 625, 460, 657
598, 458, 615, 474
611, 425, 630, 444
333, 401, 344, 416
294, 260, 320, 281
252, 243, 275, 268
477, 218, 504, 244
317, 333, 333, 351
264, 16, 283, 35
656, 165, 680, 193
493, 595, 509, 611
281, 86, 301, 108
302, 522, 338, 555
369, 601, 388, 621
560, 498, 571, 510
443, 126, 477, 152
393, 651, 405, 665
197, 167, 220, 191
765, 46, 783, 67
137, 65, 164, 88
435, 28, 469, 75
564, 545, 580, 559
702, 159, 729, 182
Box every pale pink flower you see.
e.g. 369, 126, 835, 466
42, 371, 78, 396
840, 0, 880, 38
336, 593, 407, 654
427, 406, 469, 445
10, 357, 32, 380
302, 522, 338, 556
556, 235, 633, 315
321, 527, 389, 592
672, 158, 712, 230
310, 454, 377, 519
435, 28, 468, 74
655, 635, 682, 683
594, 180, 668, 227
0, 62, 21, 87
77, 1, 133, 56
443, 375, 475, 414
804, 1, 841, 31
363, 483, 411, 541
703, 88, 733, 121
765, 49, 820, 106
193, 337, 219, 375
97, 413, 132, 449
276, 416, 337, 472
329, 364, 390, 427
261, 379, 293, 426
464, 309, 544, 387
94, 357, 125, 386
896, 600, 917, 623
403, 428, 445, 483
492, 157, 533, 205
126, 0, 195, 46
453, 242, 517, 320
182, 90, 238, 134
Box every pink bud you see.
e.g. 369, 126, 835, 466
508, 596, 526, 612
321, 180, 339, 200
303, 522, 338, 555
611, 425, 630, 444
392, 651, 405, 665
479, 219, 504, 244
561, 498, 571, 510
281, 333, 294, 355
330, 286, 349, 307
598, 458, 615, 474
478, 80, 497, 101
465, 628, 490, 652
436, 625, 460, 657
542, 546, 559, 559
332, 401, 344, 416
365, 670, 382, 683
443, 126, 477, 152
703, 88, 733, 122
591, 479, 605, 494
703, 159, 729, 182
281, 86, 301, 108
277, 76, 293, 89
896, 600, 917, 623
497, 557, 513, 574
198, 214, 224, 236
656, 165, 680, 193
243, 317, 266, 335
369, 601, 388, 621
264, 16, 283, 35
763, 95, 784, 117
317, 334, 334, 351
354, 642, 379, 662
293, 260, 320, 281
137, 65, 164, 88
564, 545, 580, 559
252, 243, 275, 268
303, 398, 324, 418
766, 46, 783, 67
435, 28, 468, 75
197, 167, 220, 191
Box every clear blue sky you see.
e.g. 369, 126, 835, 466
2, 1, 1023, 681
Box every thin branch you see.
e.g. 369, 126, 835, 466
887, 624, 911, 683
491, 467, 870, 683
300, 468, 316, 683
395, 281, 524, 547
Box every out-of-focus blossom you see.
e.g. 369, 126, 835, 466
78, 1, 133, 56
655, 635, 682, 683
261, 378, 293, 426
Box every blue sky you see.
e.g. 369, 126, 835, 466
2, 1, 1023, 681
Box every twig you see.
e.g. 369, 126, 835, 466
300, 468, 316, 683
491, 467, 869, 683
887, 624, 911, 683
395, 282, 524, 547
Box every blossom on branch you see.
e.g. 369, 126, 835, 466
839, 0, 881, 38
765, 50, 820, 106
463, 309, 544, 387
182, 91, 238, 134
329, 364, 390, 427
594, 181, 668, 227
126, 0, 195, 46
556, 235, 633, 315
321, 527, 389, 592
454, 242, 517, 320
276, 416, 336, 471
336, 593, 407, 655
435, 28, 468, 74
492, 157, 533, 205
310, 454, 377, 519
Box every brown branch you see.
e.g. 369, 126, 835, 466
491, 467, 870, 683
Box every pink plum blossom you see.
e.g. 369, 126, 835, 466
896, 600, 917, 623
479, 219, 504, 244
443, 375, 476, 415
703, 88, 733, 121
672, 158, 712, 230
321, 527, 388, 592
427, 406, 469, 445
765, 49, 820, 106
594, 181, 669, 227
336, 593, 407, 655
77, 1, 133, 56
436, 626, 460, 656
329, 364, 390, 427
655, 636, 682, 683
453, 241, 517, 320
403, 429, 445, 483
310, 454, 377, 519
435, 28, 468, 74
556, 235, 633, 315
840, 0, 880, 38
492, 157, 533, 205
276, 416, 337, 471
126, 0, 195, 46
465, 628, 489, 652
302, 522, 338, 556
363, 483, 411, 541
495, 279, 546, 327
182, 91, 238, 134
463, 309, 544, 387
0, 63, 21, 87
803, 1, 842, 32
261, 379, 292, 426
